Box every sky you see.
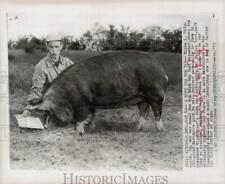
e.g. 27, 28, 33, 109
7, 3, 185, 41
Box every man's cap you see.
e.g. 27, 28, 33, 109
46, 33, 62, 42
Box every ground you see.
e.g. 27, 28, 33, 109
9, 50, 182, 170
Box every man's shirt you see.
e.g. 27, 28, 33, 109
27, 54, 73, 103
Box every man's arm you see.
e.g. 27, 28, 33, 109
25, 64, 46, 109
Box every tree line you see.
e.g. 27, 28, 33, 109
8, 23, 181, 53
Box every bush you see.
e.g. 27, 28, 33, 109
15, 36, 46, 54
69, 40, 82, 50
24, 45, 36, 54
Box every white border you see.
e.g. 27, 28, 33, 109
1, 1, 225, 184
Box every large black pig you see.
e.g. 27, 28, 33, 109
30, 51, 168, 135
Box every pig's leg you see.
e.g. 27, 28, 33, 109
137, 102, 149, 130
76, 106, 95, 136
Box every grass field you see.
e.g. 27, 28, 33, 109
9, 49, 182, 170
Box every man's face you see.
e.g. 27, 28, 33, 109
46, 41, 63, 61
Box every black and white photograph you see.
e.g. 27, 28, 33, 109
7, 4, 184, 171
1, 1, 225, 184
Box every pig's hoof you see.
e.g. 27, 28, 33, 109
156, 120, 164, 133
77, 126, 85, 137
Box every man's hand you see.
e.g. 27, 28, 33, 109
22, 110, 31, 117
29, 98, 42, 105
25, 104, 37, 111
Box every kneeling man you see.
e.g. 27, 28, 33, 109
22, 34, 74, 119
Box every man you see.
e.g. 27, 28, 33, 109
22, 33, 74, 116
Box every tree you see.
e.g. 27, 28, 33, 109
140, 25, 166, 51
15, 35, 46, 53
128, 31, 144, 50
80, 31, 93, 50
142, 25, 163, 40
8, 40, 16, 49
162, 29, 181, 52
16, 36, 30, 49
79, 23, 106, 51
77, 23, 181, 52
62, 36, 72, 50
104, 24, 118, 50
69, 39, 82, 50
